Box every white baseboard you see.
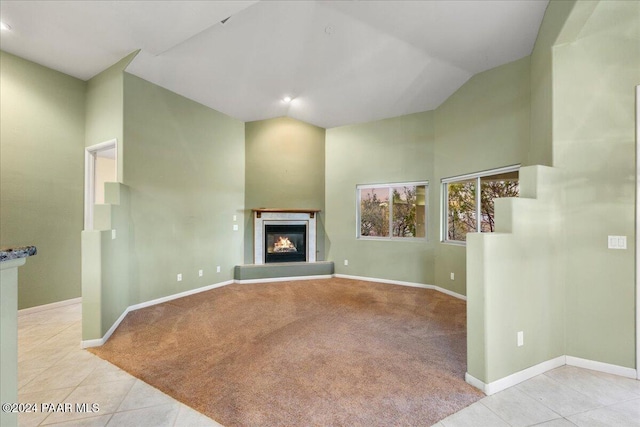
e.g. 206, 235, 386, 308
127, 280, 235, 312
235, 274, 332, 284
566, 355, 637, 379
82, 302, 132, 349
82, 274, 465, 348
466, 355, 638, 395
18, 297, 82, 316
81, 280, 235, 348
467, 356, 566, 395
432, 285, 467, 301
464, 372, 488, 393
333, 274, 467, 300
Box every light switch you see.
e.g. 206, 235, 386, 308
233, 224, 239, 231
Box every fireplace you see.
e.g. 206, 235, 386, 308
264, 224, 306, 263
253, 209, 320, 265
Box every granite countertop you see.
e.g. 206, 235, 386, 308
0, 246, 37, 262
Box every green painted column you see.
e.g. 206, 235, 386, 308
0, 257, 27, 427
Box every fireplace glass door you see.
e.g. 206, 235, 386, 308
264, 224, 307, 263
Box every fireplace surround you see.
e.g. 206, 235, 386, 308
253, 209, 320, 264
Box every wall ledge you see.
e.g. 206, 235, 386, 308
236, 274, 332, 284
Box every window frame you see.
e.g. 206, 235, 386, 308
441, 165, 520, 245
356, 181, 429, 241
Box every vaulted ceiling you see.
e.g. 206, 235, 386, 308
0, 1, 548, 128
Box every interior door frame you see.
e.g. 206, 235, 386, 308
84, 139, 117, 231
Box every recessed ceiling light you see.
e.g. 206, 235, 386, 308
282, 96, 292, 103
0, 22, 11, 31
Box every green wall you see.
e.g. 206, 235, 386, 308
467, 166, 565, 383
82, 182, 135, 340
553, 0, 639, 368
121, 73, 245, 306
244, 117, 326, 263
466, 0, 639, 384
0, 51, 86, 309
434, 56, 531, 295
85, 51, 138, 181
325, 111, 436, 284
529, 0, 578, 167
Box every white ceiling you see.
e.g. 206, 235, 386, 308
0, 0, 548, 128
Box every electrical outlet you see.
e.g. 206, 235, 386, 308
450, 272, 455, 280
233, 224, 239, 231
111, 229, 116, 240
608, 235, 627, 249
517, 331, 524, 347
344, 259, 349, 266
177, 273, 182, 282
198, 269, 203, 277
216, 266, 221, 273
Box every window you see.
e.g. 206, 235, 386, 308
442, 165, 519, 243
357, 182, 428, 240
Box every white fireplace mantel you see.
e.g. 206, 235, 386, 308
253, 209, 320, 265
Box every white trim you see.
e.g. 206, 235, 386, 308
441, 164, 521, 184
84, 149, 95, 230
356, 180, 430, 190
81, 280, 234, 348
80, 338, 106, 348
82, 305, 130, 349
128, 280, 234, 312
254, 212, 317, 264
464, 372, 489, 393
235, 274, 332, 284
81, 275, 468, 348
333, 274, 467, 300
484, 356, 566, 395
18, 297, 82, 316
84, 139, 118, 231
566, 356, 637, 379
466, 355, 638, 396
433, 285, 467, 300
441, 164, 520, 243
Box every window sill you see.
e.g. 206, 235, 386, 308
441, 240, 466, 246
358, 237, 428, 243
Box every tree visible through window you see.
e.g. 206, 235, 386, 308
358, 182, 427, 239
443, 167, 519, 242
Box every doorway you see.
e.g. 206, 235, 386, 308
84, 139, 117, 230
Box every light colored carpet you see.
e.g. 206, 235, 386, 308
89, 277, 482, 426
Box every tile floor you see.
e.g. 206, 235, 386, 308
17, 303, 640, 427
18, 303, 220, 427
